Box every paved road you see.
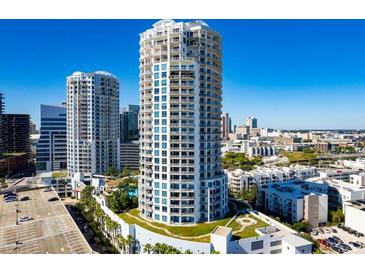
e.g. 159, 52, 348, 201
63, 203, 117, 254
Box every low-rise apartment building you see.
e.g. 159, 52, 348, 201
257, 181, 328, 227
342, 158, 365, 171
308, 176, 365, 210
226, 165, 317, 195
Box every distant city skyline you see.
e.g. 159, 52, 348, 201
1, 19, 365, 129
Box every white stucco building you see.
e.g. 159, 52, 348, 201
344, 201, 365, 235
66, 71, 120, 183
257, 180, 328, 227
226, 165, 317, 195
139, 20, 228, 225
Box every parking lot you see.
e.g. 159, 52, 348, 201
0, 187, 92, 254
312, 225, 365, 254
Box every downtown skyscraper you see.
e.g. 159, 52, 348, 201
139, 20, 228, 224
36, 103, 67, 172
66, 71, 120, 182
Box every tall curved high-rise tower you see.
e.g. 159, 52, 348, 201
139, 20, 228, 225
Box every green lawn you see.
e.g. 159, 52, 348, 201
119, 208, 234, 243
228, 214, 270, 239
52, 171, 67, 178
281, 151, 319, 162
2, 152, 26, 157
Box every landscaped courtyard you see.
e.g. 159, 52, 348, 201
119, 204, 269, 243
119, 208, 234, 242
228, 214, 270, 239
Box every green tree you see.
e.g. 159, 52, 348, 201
292, 221, 310, 233
106, 188, 138, 213
238, 185, 258, 204
105, 166, 118, 176
184, 249, 193, 254
330, 209, 344, 224
222, 152, 263, 171
126, 234, 135, 254
118, 166, 132, 178
0, 177, 7, 189
152, 243, 181, 254
210, 250, 220, 254
116, 235, 127, 254
143, 243, 153, 254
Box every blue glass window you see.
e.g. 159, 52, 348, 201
154, 64, 159, 71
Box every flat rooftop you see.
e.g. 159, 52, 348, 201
0, 187, 92, 254
261, 180, 327, 199
347, 200, 365, 211
212, 226, 232, 237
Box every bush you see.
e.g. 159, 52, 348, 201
222, 152, 263, 170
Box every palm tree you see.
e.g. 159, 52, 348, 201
126, 234, 135, 254
110, 220, 119, 246
143, 243, 153, 254
116, 235, 127, 254
94, 204, 103, 223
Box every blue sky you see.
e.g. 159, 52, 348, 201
0, 19, 365, 129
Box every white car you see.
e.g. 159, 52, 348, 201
18, 216, 33, 223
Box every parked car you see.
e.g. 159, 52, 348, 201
44, 188, 52, 192
4, 197, 17, 202
318, 228, 325, 234
20, 196, 30, 201
349, 242, 361, 248
311, 230, 319, 236
356, 241, 365, 248
48, 197, 58, 202
325, 228, 331, 233
18, 216, 33, 223
331, 228, 337, 233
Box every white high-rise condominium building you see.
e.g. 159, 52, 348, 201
139, 20, 228, 225
66, 71, 120, 182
